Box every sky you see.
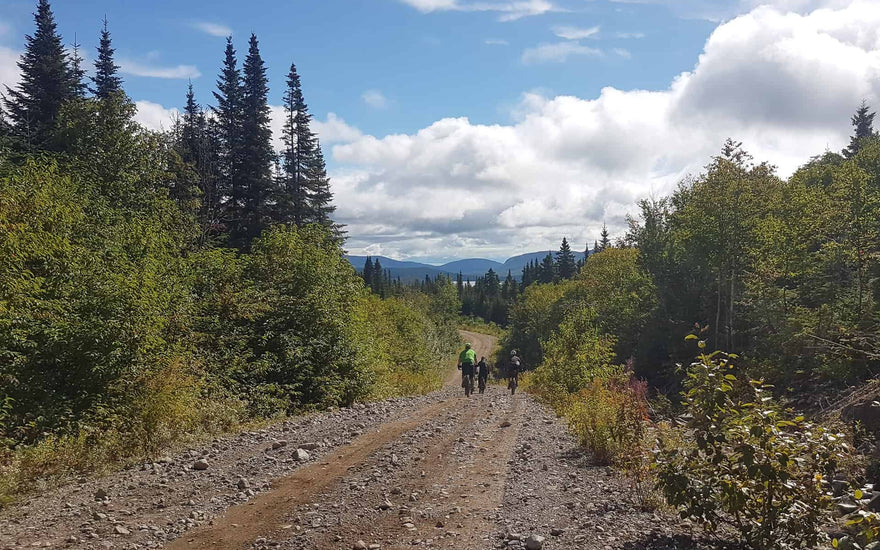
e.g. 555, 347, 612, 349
0, 0, 878, 263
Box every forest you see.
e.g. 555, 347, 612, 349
0, 0, 459, 502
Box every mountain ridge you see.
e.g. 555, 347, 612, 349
346, 250, 588, 282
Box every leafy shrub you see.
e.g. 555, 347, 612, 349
654, 338, 849, 549
563, 365, 649, 465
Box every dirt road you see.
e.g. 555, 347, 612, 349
1, 331, 686, 550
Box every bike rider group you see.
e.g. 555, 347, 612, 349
457, 342, 522, 397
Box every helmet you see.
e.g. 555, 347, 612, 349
465, 342, 472, 349
510, 350, 517, 356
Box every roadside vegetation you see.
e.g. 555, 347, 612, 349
503, 109, 880, 547
0, 1, 459, 505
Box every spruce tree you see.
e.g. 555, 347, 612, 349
69, 36, 87, 98
212, 37, 245, 237
363, 257, 374, 286
5, 0, 80, 148
238, 34, 274, 244
599, 223, 611, 251
593, 240, 599, 255
90, 18, 123, 99
556, 237, 577, 279
539, 253, 556, 284
843, 100, 877, 159
277, 62, 337, 231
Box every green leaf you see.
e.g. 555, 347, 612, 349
685, 334, 698, 340
857, 489, 865, 499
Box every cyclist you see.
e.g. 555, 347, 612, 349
508, 350, 522, 395
457, 343, 477, 397
477, 356, 489, 394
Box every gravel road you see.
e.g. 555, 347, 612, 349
1, 331, 697, 550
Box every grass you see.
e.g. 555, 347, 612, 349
458, 317, 507, 338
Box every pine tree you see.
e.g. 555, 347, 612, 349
363, 257, 374, 287
212, 37, 245, 236
593, 240, 599, 255
599, 223, 611, 251
372, 259, 383, 295
90, 18, 123, 99
556, 237, 577, 279
539, 253, 556, 284
277, 62, 337, 231
843, 100, 877, 159
5, 0, 80, 148
238, 34, 275, 244
69, 36, 87, 98
178, 83, 221, 237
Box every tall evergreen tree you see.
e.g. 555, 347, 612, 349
598, 223, 611, 251
539, 253, 556, 284
238, 34, 275, 244
212, 37, 245, 236
5, 0, 79, 148
277, 62, 337, 231
69, 36, 87, 98
843, 100, 877, 159
363, 257, 374, 287
556, 237, 577, 279
90, 18, 123, 99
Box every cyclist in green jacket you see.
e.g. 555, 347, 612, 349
458, 343, 477, 396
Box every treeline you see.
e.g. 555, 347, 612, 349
508, 104, 880, 548
0, 1, 458, 500
506, 101, 880, 392
459, 236, 597, 326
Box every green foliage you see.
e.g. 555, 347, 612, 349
654, 341, 848, 549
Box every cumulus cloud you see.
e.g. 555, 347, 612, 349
613, 47, 632, 58
329, 1, 880, 260
134, 101, 179, 132
552, 25, 600, 40
192, 22, 232, 37
397, 0, 558, 21
362, 89, 389, 109
0, 45, 20, 90
120, 59, 201, 79
521, 41, 602, 64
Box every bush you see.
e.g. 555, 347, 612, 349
563, 365, 649, 465
654, 338, 849, 549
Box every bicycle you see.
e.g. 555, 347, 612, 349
478, 375, 487, 394
508, 373, 518, 395
463, 373, 475, 397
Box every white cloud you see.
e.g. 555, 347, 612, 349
485, 38, 510, 45
552, 25, 600, 40
362, 89, 389, 109
268, 106, 363, 153
613, 47, 632, 58
119, 59, 201, 79
0, 46, 20, 90
134, 101, 179, 132
616, 31, 645, 39
329, 1, 880, 259
192, 22, 232, 37
397, 0, 558, 21
521, 41, 602, 64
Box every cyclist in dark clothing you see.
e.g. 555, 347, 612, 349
508, 351, 522, 395
477, 357, 489, 394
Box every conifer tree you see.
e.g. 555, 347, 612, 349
238, 34, 274, 244
363, 257, 374, 287
277, 62, 338, 231
212, 37, 245, 235
843, 100, 878, 159
372, 259, 384, 294
599, 223, 611, 251
90, 18, 123, 99
556, 237, 577, 279
69, 36, 87, 98
5, 0, 80, 148
539, 253, 556, 284
593, 240, 599, 255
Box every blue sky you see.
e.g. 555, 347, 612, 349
0, 0, 877, 263
3, 0, 712, 137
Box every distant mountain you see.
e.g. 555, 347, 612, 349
346, 251, 590, 283
439, 259, 506, 277
502, 251, 587, 274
